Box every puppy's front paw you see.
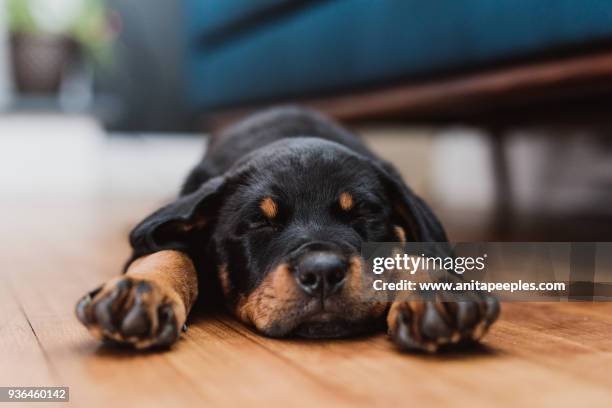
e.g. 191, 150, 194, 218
387, 294, 500, 353
75, 277, 186, 349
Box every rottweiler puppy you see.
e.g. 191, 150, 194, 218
76, 107, 499, 352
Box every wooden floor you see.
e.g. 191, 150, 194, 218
0, 113, 610, 407
1, 196, 612, 408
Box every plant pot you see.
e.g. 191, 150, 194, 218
10, 32, 78, 94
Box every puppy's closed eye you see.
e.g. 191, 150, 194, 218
247, 218, 277, 231
235, 212, 279, 234
356, 201, 385, 217
333, 197, 384, 221
331, 197, 386, 239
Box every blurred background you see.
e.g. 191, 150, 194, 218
1, 0, 612, 242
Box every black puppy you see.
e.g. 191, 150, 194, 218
76, 107, 499, 352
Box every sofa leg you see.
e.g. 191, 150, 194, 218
489, 128, 513, 239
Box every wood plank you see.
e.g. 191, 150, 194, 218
0, 282, 57, 387
219, 303, 612, 407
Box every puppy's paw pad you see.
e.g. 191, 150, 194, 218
76, 277, 184, 349
387, 294, 500, 353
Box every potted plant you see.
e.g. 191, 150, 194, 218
7, 0, 113, 94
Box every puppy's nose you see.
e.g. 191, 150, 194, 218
296, 252, 347, 298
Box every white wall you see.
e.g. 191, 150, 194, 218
0, 0, 12, 108
0, 114, 205, 201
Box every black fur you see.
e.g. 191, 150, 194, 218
128, 106, 450, 337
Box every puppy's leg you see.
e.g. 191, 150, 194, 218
76, 250, 198, 349
387, 292, 500, 353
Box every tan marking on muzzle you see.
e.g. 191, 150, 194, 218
235, 263, 299, 332
394, 225, 406, 242
344, 255, 388, 320
344, 256, 364, 297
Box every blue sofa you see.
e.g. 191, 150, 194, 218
183, 0, 612, 113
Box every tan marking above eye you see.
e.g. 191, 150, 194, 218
235, 263, 296, 332
339, 192, 353, 211
260, 197, 278, 219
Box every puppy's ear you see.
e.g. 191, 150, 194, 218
374, 161, 448, 243
128, 176, 226, 259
